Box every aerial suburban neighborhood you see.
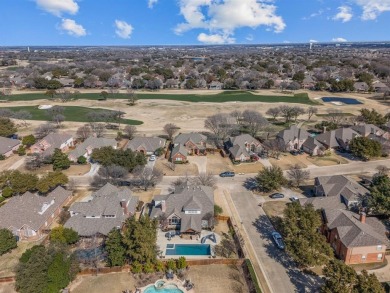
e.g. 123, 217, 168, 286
0, 42, 390, 293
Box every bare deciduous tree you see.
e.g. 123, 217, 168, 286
12, 110, 32, 127
55, 89, 73, 102
204, 113, 237, 140
132, 166, 163, 191
35, 123, 57, 139
123, 125, 137, 139
266, 107, 280, 120
191, 172, 216, 187
241, 110, 269, 137
287, 164, 310, 187
326, 109, 345, 125
230, 110, 242, 124
307, 106, 318, 120
0, 108, 13, 118
291, 106, 305, 122
76, 125, 92, 141
279, 105, 295, 123
126, 88, 138, 106
163, 123, 180, 140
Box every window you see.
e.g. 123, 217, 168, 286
377, 254, 383, 261
377, 245, 382, 251
168, 216, 180, 225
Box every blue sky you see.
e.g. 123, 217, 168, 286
1, 0, 389, 46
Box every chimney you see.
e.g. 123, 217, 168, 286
359, 212, 366, 224
121, 200, 128, 216
161, 200, 166, 213
323, 126, 327, 133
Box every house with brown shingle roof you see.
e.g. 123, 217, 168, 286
31, 133, 74, 157
68, 136, 117, 162
0, 186, 72, 240
64, 183, 138, 237
276, 125, 310, 152
126, 136, 166, 155
321, 210, 388, 264
150, 183, 214, 235
0, 137, 21, 157
173, 132, 207, 155
225, 134, 262, 162
314, 175, 369, 208
315, 128, 360, 150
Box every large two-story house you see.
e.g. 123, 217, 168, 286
225, 134, 263, 162
31, 133, 74, 157
0, 186, 72, 240
171, 132, 207, 162
150, 183, 214, 236
64, 183, 138, 237
300, 175, 389, 265
276, 125, 310, 152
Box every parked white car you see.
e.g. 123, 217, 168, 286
149, 155, 156, 161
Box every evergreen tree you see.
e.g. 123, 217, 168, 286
281, 202, 333, 267
349, 137, 382, 160
52, 148, 71, 171
321, 260, 357, 293
369, 174, 390, 216
105, 228, 126, 267
355, 270, 385, 293
45, 252, 71, 293
0, 228, 17, 255
255, 166, 287, 192
123, 216, 158, 264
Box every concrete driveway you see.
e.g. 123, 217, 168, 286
187, 156, 207, 174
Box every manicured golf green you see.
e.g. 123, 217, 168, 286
4, 91, 319, 105
4, 106, 143, 125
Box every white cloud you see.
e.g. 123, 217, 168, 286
175, 0, 286, 44
148, 0, 158, 8
197, 33, 235, 44
354, 0, 390, 20
115, 20, 133, 39
309, 39, 318, 43
60, 19, 86, 37
333, 6, 353, 22
332, 37, 348, 42
246, 34, 254, 41
36, 0, 79, 16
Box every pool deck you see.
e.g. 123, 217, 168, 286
157, 230, 221, 259
139, 277, 195, 293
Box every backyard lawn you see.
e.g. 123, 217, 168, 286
3, 106, 143, 125
5, 91, 318, 105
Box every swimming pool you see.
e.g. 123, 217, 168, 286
322, 97, 363, 105
165, 244, 211, 256
144, 282, 183, 293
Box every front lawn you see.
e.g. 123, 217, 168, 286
3, 106, 143, 125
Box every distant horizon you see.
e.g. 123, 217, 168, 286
2, 1, 390, 46
2, 40, 390, 49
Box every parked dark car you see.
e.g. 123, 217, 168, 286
271, 232, 285, 249
219, 171, 235, 177
290, 150, 299, 156
269, 193, 285, 199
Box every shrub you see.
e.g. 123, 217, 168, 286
0, 154, 5, 160
77, 156, 87, 164
166, 259, 176, 271
131, 261, 143, 274
2, 186, 14, 198
155, 260, 165, 272
176, 257, 187, 270
143, 262, 155, 273
17, 146, 26, 156
245, 259, 262, 293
